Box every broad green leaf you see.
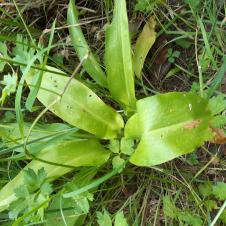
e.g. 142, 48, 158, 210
0, 139, 110, 212
105, 0, 136, 111
133, 16, 156, 78
125, 93, 213, 139
25, 66, 124, 139
67, 0, 107, 88
46, 198, 86, 226
129, 92, 213, 166
136, 92, 212, 135
124, 113, 142, 139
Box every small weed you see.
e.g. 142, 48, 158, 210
167, 48, 181, 63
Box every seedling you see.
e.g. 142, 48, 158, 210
167, 48, 181, 63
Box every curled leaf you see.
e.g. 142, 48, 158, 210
133, 16, 156, 78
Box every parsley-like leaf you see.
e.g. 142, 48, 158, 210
163, 195, 178, 219
212, 182, 226, 201
178, 211, 203, 226
163, 195, 203, 226
14, 185, 29, 198
211, 115, 226, 128
112, 156, 125, 173
220, 210, 226, 224
0, 73, 17, 105
208, 94, 226, 115
9, 167, 52, 223
198, 182, 212, 197
13, 35, 36, 66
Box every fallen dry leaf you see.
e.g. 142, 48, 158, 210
155, 47, 168, 65
211, 128, 226, 144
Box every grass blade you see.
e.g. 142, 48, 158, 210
207, 56, 226, 97
197, 16, 218, 70
25, 20, 56, 111
15, 44, 57, 138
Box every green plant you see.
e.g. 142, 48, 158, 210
0, 0, 225, 224
8, 167, 53, 222
134, 0, 164, 13
167, 48, 181, 63
0, 72, 17, 105
163, 182, 226, 226
163, 195, 203, 226
97, 210, 128, 226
